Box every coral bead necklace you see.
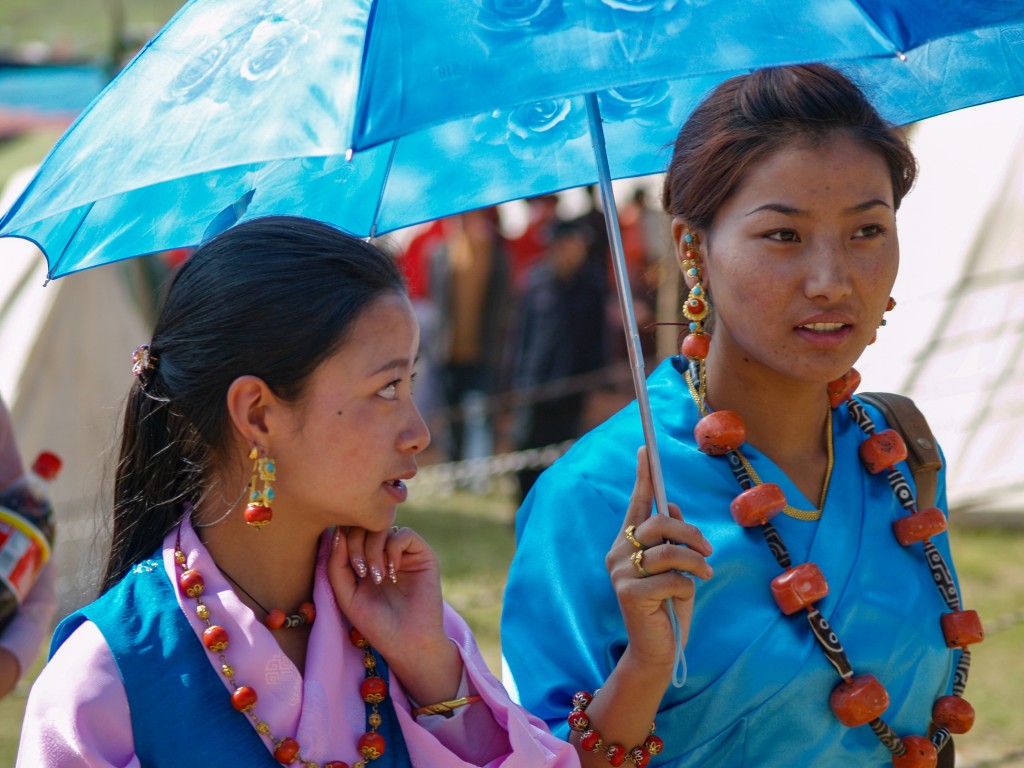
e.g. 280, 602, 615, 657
684, 361, 981, 768
174, 537, 388, 767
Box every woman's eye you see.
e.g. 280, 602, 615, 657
766, 230, 799, 242
854, 224, 888, 238
378, 382, 399, 400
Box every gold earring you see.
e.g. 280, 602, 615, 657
681, 227, 711, 360
244, 447, 275, 528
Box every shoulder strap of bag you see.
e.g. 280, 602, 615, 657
857, 392, 943, 509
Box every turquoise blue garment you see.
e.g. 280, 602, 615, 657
502, 356, 958, 767
51, 554, 410, 767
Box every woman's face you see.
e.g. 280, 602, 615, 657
682, 133, 899, 386
270, 291, 429, 533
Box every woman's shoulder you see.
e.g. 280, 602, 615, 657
19, 620, 135, 766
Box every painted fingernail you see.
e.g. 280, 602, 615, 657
370, 565, 383, 585
388, 561, 397, 584
352, 557, 367, 578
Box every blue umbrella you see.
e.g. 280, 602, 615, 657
3, 0, 1023, 686
3, 0, 1023, 278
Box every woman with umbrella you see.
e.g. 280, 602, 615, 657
503, 64, 976, 767
16, 216, 579, 767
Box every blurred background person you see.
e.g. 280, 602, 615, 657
511, 218, 607, 501
0, 395, 57, 699
430, 208, 512, 471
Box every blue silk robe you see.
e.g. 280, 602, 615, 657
502, 356, 959, 766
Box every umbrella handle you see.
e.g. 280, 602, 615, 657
585, 92, 686, 688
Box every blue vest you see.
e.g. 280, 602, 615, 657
51, 554, 411, 767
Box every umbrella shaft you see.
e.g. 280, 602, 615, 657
584, 93, 670, 520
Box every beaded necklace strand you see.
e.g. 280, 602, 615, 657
685, 362, 834, 521
218, 565, 317, 631
174, 536, 388, 767
685, 361, 982, 768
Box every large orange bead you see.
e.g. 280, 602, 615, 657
770, 562, 829, 615
941, 609, 984, 648
829, 674, 890, 727
202, 625, 229, 653
298, 602, 316, 623
231, 685, 257, 712
892, 734, 938, 768
265, 609, 287, 630
358, 731, 386, 760
245, 502, 273, 527
892, 507, 947, 546
323, 763, 351, 768
274, 737, 300, 764
859, 429, 908, 474
730, 483, 786, 527
681, 332, 711, 360
932, 694, 975, 734
178, 569, 204, 598
827, 369, 862, 408
360, 676, 388, 704
694, 411, 746, 455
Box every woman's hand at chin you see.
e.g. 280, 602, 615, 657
327, 525, 463, 705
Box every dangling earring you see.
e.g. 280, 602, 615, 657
244, 447, 275, 528
868, 296, 896, 346
680, 227, 711, 360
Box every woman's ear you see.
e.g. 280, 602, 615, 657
225, 375, 277, 448
672, 219, 706, 290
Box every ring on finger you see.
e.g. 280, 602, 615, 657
630, 549, 649, 578
624, 524, 646, 551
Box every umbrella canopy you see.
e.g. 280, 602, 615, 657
2, 0, 1024, 278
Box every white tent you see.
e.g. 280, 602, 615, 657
857, 96, 1024, 522
0, 167, 151, 615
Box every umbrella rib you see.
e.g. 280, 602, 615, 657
45, 201, 95, 283
367, 139, 400, 240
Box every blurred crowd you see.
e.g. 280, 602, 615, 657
395, 186, 676, 501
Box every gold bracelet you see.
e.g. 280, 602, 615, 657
411, 694, 482, 718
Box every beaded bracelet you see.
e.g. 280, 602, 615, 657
411, 694, 482, 718
568, 691, 664, 767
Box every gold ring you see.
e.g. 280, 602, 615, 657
624, 524, 646, 550
630, 549, 649, 578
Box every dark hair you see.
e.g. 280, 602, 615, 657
104, 216, 405, 593
662, 64, 917, 228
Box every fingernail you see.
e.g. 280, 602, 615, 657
352, 557, 367, 578
370, 565, 383, 585
706, 564, 714, 578
702, 537, 714, 553
388, 561, 397, 584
